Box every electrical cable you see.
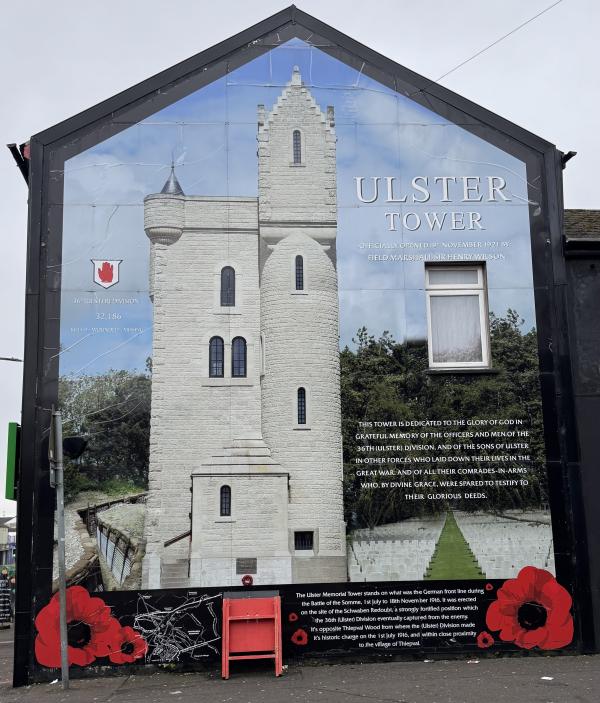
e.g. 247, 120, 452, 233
435, 0, 565, 83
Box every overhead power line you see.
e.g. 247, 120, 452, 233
435, 0, 565, 82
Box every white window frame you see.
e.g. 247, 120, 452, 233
425, 264, 490, 370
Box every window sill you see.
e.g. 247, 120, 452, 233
294, 550, 315, 557
426, 367, 499, 376
290, 291, 309, 296
213, 309, 242, 316
289, 162, 306, 167
202, 378, 254, 387
214, 518, 236, 524
293, 426, 311, 431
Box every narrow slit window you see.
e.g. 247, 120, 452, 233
231, 337, 247, 377
209, 336, 224, 377
220, 485, 231, 517
297, 387, 307, 425
293, 130, 302, 164
294, 531, 313, 551
295, 255, 304, 290
425, 264, 490, 369
220, 266, 235, 307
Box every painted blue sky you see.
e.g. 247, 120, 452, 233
59, 38, 535, 376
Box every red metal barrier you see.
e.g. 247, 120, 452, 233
222, 591, 282, 679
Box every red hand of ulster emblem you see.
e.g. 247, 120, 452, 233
98, 261, 114, 283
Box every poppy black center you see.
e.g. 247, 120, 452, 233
122, 642, 134, 655
517, 601, 547, 630
67, 620, 92, 648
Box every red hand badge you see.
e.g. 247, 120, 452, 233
98, 261, 114, 283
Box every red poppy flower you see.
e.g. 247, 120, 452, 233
288, 612, 299, 622
34, 586, 121, 667
485, 566, 573, 651
291, 628, 308, 646
485, 583, 494, 591
109, 626, 148, 664
476, 631, 494, 649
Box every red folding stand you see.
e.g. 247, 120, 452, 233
222, 591, 282, 679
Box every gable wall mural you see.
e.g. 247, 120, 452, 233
14, 15, 582, 684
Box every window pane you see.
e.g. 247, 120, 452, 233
428, 268, 479, 286
430, 295, 483, 363
294, 531, 313, 550
297, 387, 306, 424
220, 486, 231, 516
293, 130, 301, 164
221, 266, 235, 306
232, 337, 247, 377
295, 255, 304, 290
209, 337, 224, 377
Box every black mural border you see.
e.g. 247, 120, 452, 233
14, 5, 588, 686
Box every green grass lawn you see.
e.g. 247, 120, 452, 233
424, 511, 485, 580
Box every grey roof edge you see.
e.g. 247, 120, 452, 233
30, 5, 556, 156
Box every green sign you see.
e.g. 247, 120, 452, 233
5, 422, 19, 501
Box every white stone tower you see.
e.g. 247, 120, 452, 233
141, 67, 346, 589
258, 67, 347, 582
141, 169, 274, 588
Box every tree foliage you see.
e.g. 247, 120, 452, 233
59, 362, 151, 502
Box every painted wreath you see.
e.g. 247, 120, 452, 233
485, 566, 573, 650
34, 586, 147, 668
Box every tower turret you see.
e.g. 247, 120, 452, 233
144, 165, 185, 300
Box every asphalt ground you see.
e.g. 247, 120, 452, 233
1, 625, 599, 703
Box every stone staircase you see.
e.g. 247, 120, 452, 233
198, 437, 284, 473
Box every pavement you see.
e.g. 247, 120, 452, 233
1, 625, 599, 703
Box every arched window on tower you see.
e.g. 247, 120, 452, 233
232, 337, 247, 377
297, 387, 307, 425
295, 255, 304, 290
220, 485, 231, 517
220, 266, 235, 307
293, 130, 302, 164
209, 336, 224, 377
